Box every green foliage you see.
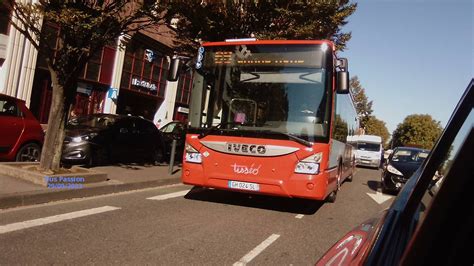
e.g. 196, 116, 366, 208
166, 0, 357, 54
392, 114, 443, 150
364, 115, 390, 148
333, 114, 349, 143
350, 76, 373, 129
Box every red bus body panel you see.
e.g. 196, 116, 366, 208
182, 134, 339, 200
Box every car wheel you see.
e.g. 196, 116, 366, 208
346, 173, 353, 182
326, 191, 337, 203
151, 146, 164, 165
89, 147, 108, 166
346, 158, 356, 182
15, 143, 41, 162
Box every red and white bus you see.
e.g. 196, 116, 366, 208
175, 39, 358, 202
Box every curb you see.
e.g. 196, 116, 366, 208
0, 162, 107, 186
0, 176, 182, 210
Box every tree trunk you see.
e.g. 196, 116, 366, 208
39, 69, 68, 173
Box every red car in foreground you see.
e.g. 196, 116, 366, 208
0, 93, 44, 161
317, 80, 473, 265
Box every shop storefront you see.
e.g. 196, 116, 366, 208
116, 33, 170, 121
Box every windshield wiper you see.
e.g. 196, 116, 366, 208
199, 125, 313, 147
258, 130, 313, 147
198, 122, 241, 139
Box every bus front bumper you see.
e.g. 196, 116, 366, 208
181, 164, 331, 200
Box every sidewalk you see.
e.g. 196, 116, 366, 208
0, 163, 182, 209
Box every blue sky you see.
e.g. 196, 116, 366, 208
340, 0, 473, 134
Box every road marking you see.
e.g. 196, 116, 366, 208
0, 206, 120, 234
147, 189, 191, 200
233, 234, 280, 266
1, 184, 187, 213
295, 214, 304, 219
366, 191, 393, 204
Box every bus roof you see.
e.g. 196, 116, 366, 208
202, 39, 335, 49
348, 135, 382, 144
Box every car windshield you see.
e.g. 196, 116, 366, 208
67, 115, 118, 129
391, 149, 429, 163
160, 123, 178, 133
356, 142, 380, 152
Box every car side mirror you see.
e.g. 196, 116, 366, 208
119, 128, 128, 134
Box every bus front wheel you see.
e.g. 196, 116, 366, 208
346, 157, 356, 182
326, 191, 337, 203
326, 164, 342, 203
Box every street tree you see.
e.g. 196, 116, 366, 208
350, 76, 373, 129
6, 0, 168, 172
392, 114, 443, 150
166, 0, 357, 54
364, 115, 390, 148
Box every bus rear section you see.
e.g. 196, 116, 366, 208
182, 135, 337, 200
350, 135, 382, 168
179, 39, 357, 201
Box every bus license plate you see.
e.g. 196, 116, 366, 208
228, 181, 260, 191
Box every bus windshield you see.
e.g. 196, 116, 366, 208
192, 44, 331, 141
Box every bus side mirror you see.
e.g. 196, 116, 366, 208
167, 56, 181, 82
336, 71, 349, 94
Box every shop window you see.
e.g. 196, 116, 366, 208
123, 55, 133, 72
152, 65, 161, 80
84, 49, 103, 81
176, 70, 193, 104
143, 61, 152, 78
133, 57, 143, 76
85, 62, 100, 81
0, 5, 11, 35
120, 73, 131, 90
120, 45, 169, 97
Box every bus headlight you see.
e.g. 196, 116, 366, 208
295, 152, 322, 174
295, 162, 319, 174
185, 144, 202, 164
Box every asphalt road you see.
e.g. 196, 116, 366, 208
0, 167, 393, 265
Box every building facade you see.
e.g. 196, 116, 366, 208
0, 2, 192, 128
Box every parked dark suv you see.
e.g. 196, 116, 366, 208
0, 93, 44, 161
62, 114, 166, 166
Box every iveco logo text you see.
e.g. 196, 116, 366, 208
226, 143, 266, 155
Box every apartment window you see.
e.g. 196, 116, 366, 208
176, 70, 193, 104
0, 5, 11, 35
